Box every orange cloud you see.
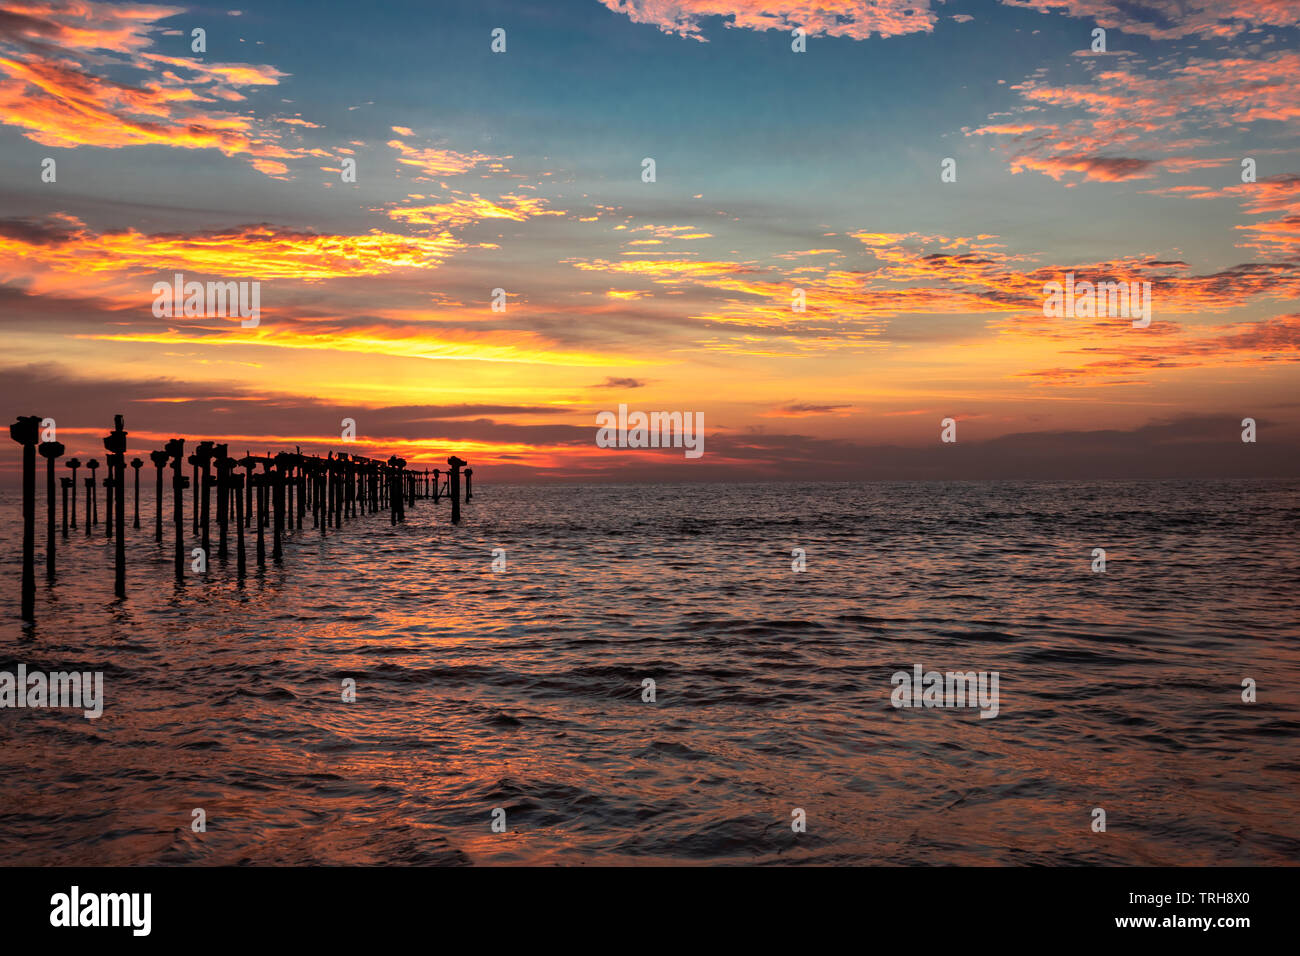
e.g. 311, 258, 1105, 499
387, 130, 508, 179
386, 194, 564, 230
570, 230, 1300, 364
0, 0, 301, 174
1014, 314, 1300, 384
80, 323, 631, 368
968, 52, 1300, 183
1000, 0, 1299, 40
596, 0, 938, 41
1230, 175, 1300, 258
0, 214, 466, 302
1011, 155, 1156, 183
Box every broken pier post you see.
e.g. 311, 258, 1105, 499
150, 450, 168, 542
104, 415, 128, 599
447, 456, 466, 524
65, 458, 80, 530
60, 476, 71, 538
86, 459, 99, 530
9, 416, 40, 621
131, 457, 142, 529
39, 439, 63, 581
166, 439, 187, 581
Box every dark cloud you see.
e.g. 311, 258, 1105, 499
593, 377, 647, 388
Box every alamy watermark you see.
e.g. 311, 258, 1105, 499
1043, 272, 1151, 328
50, 886, 150, 936
152, 272, 260, 327
596, 404, 704, 459
0, 664, 103, 718
890, 664, 1000, 718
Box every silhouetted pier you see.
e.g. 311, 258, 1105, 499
9, 413, 474, 622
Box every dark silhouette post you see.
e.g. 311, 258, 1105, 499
150, 450, 168, 542
351, 456, 360, 518
244, 452, 254, 529
272, 453, 289, 562
86, 459, 99, 529
39, 440, 63, 580
232, 473, 246, 579
66, 458, 80, 529
295, 449, 305, 530
214, 447, 230, 559
60, 476, 71, 538
447, 456, 466, 524
283, 457, 293, 529
166, 439, 186, 581
262, 458, 273, 530
188, 454, 199, 533
329, 454, 340, 527
131, 458, 142, 528
310, 460, 321, 530
387, 457, 406, 524
464, 467, 473, 502
254, 473, 266, 568
194, 441, 214, 561
332, 452, 343, 520
103, 472, 113, 539
333, 455, 343, 528
104, 416, 128, 599
351, 457, 362, 516
10, 416, 40, 621
316, 459, 325, 534
83, 476, 93, 536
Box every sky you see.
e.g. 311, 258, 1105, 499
2, 0, 1298, 482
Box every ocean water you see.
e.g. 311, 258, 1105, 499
0, 479, 1297, 866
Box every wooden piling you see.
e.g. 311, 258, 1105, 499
215, 447, 230, 559
189, 455, 199, 533
66, 458, 79, 529
103, 474, 113, 539
447, 456, 466, 524
296, 455, 305, 530
104, 416, 128, 599
255, 473, 266, 568
167, 438, 186, 581
233, 473, 246, 579
60, 476, 71, 538
9, 417, 40, 621
272, 453, 288, 562
195, 442, 214, 561
311, 460, 321, 531
39, 441, 63, 580
150, 450, 168, 542
244, 452, 254, 529
387, 457, 405, 524
131, 458, 142, 529
284, 457, 294, 529
87, 459, 99, 529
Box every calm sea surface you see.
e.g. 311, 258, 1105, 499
0, 480, 1297, 865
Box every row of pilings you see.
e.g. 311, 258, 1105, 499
9, 414, 473, 622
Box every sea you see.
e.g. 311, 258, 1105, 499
1, 479, 1297, 865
